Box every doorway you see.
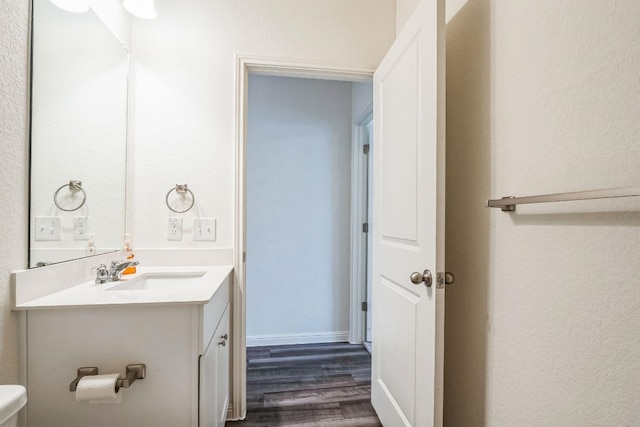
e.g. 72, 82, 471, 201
233, 56, 375, 420
245, 74, 356, 347
241, 74, 375, 425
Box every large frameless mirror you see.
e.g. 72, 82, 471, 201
29, 0, 129, 267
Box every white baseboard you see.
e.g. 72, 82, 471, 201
246, 331, 350, 347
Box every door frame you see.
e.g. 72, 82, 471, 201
232, 55, 374, 420
349, 105, 373, 344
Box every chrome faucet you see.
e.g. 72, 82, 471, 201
109, 260, 140, 282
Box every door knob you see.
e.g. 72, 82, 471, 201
410, 269, 432, 287
445, 272, 455, 285
436, 272, 455, 288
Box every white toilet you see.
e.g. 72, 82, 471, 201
0, 386, 27, 427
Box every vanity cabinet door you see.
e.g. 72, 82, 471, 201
215, 305, 230, 426
199, 304, 230, 427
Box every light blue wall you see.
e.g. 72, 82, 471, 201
246, 75, 353, 345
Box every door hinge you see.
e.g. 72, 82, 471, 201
361, 301, 368, 312
363, 144, 370, 155
243, 252, 246, 263
362, 223, 369, 233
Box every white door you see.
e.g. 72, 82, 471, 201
371, 0, 445, 425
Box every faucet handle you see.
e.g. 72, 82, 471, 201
93, 264, 109, 284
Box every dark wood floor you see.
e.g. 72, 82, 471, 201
226, 342, 382, 427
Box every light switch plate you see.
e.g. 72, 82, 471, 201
35, 216, 62, 241
168, 217, 182, 240
193, 218, 216, 241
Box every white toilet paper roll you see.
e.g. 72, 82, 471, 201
75, 373, 122, 404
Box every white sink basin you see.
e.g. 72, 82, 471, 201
107, 272, 206, 291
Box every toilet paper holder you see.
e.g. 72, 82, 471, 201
69, 364, 146, 392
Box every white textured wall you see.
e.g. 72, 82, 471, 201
128, 0, 395, 250
396, 0, 419, 35
443, 0, 640, 425
246, 76, 352, 344
0, 0, 29, 383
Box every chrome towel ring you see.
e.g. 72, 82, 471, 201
166, 184, 195, 213
54, 180, 86, 212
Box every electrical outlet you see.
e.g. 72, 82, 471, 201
35, 216, 62, 241
73, 216, 90, 240
168, 217, 183, 240
193, 218, 216, 241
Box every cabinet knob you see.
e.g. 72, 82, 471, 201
220, 333, 228, 340
218, 339, 226, 347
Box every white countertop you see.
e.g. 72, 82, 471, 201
14, 266, 233, 310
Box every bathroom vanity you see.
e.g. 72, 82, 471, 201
13, 264, 232, 427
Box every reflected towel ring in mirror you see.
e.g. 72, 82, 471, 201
54, 180, 87, 212
166, 184, 195, 213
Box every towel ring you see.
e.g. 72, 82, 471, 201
54, 180, 86, 212
166, 184, 195, 213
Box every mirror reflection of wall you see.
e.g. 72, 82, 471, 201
29, 0, 129, 267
